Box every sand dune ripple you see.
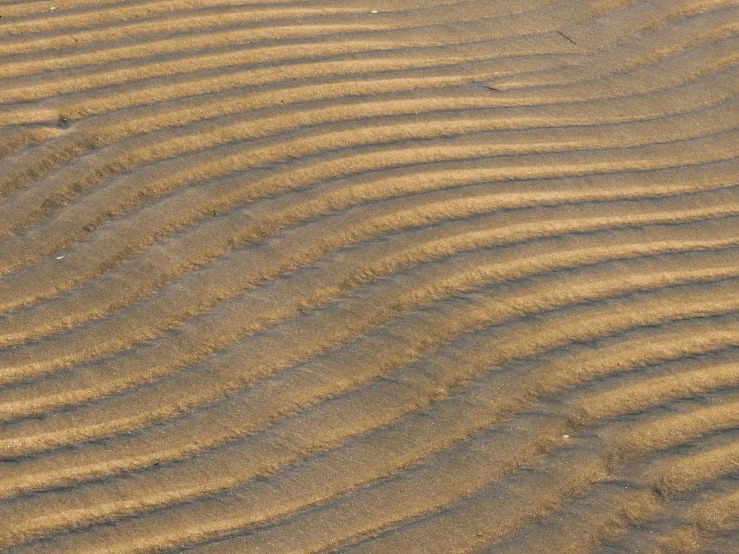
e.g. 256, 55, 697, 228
0, 0, 737, 552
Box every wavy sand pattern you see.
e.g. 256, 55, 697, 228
1, 0, 738, 552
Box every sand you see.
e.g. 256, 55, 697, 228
0, 0, 737, 552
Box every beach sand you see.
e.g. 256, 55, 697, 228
0, 0, 738, 552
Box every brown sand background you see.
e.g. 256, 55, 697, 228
1, 0, 738, 552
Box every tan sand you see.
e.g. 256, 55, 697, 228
0, 0, 737, 552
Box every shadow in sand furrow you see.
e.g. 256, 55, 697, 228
0, 239, 736, 453
2, 88, 736, 278
4, 0, 728, 83
598, 477, 739, 554
0, 0, 402, 48
3, 188, 739, 390
1, 0, 736, 552
14, 388, 737, 553
480, 427, 739, 553
1, 277, 738, 552
0, 239, 735, 468
2, 117, 737, 322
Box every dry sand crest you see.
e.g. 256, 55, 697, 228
0, 0, 738, 552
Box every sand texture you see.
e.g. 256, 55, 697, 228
1, 0, 738, 552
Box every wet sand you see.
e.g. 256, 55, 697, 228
0, 0, 738, 552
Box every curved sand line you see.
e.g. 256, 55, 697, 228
1, 0, 737, 552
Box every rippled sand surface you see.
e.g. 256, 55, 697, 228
1, 1, 738, 552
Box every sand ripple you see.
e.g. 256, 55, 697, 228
0, 0, 737, 552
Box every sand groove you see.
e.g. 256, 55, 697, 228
1, 0, 737, 552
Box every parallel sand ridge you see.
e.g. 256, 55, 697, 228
0, 0, 738, 552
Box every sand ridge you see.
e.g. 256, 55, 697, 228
0, 0, 738, 552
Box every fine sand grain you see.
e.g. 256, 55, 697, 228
1, 0, 738, 552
